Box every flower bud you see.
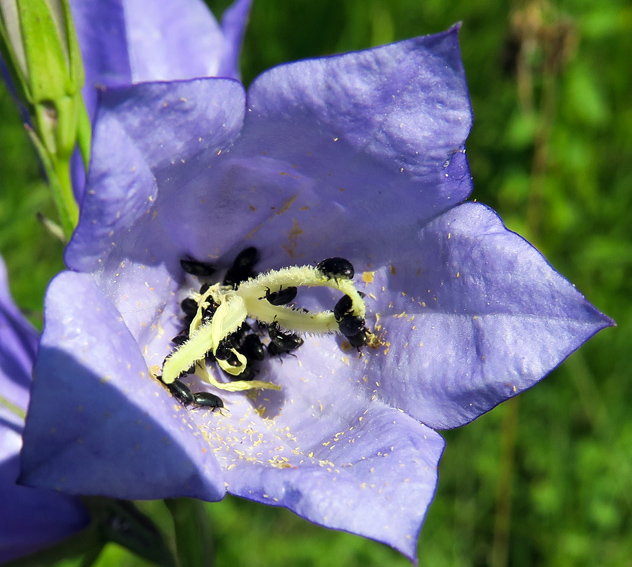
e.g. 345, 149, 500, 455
0, 0, 87, 233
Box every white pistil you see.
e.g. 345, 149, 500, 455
161, 264, 367, 385
195, 362, 281, 392
238, 265, 365, 332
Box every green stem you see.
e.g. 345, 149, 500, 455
166, 499, 215, 567
54, 152, 79, 230
25, 124, 78, 238
87, 498, 177, 567
490, 396, 520, 567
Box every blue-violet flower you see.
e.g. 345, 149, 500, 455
20, 27, 612, 560
70, 0, 252, 200
0, 256, 89, 564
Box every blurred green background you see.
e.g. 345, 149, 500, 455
1, 0, 630, 565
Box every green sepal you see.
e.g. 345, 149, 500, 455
2, 0, 87, 235
18, 0, 70, 102
76, 93, 92, 171
88, 499, 178, 567
60, 0, 84, 93
3, 499, 177, 567
166, 499, 215, 567
0, 0, 32, 102
54, 92, 80, 161
25, 122, 78, 237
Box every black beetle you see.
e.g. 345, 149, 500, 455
267, 322, 304, 355
180, 297, 198, 316
241, 333, 265, 361
192, 392, 224, 410
338, 314, 365, 337
263, 285, 298, 306
223, 247, 259, 288
316, 257, 354, 281
166, 378, 195, 405
201, 300, 218, 323
333, 294, 353, 321
180, 256, 217, 277
158, 374, 224, 411
348, 329, 369, 349
171, 333, 188, 346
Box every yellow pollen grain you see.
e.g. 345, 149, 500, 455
276, 194, 298, 215
361, 271, 375, 284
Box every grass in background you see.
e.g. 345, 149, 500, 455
1, 0, 630, 565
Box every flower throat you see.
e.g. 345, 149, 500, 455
156, 248, 370, 408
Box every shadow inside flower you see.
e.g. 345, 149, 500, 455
21, 348, 227, 501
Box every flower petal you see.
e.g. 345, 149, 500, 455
20, 271, 226, 500
0, 256, 89, 564
67, 78, 246, 274
69, 0, 251, 199
358, 202, 614, 429
69, 27, 475, 287
70, 0, 131, 121
71, 0, 251, 119
1, 416, 89, 564
0, 256, 38, 411
223, 25, 472, 261
123, 0, 222, 81
206, 341, 444, 560
217, 0, 252, 79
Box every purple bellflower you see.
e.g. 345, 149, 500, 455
70, 0, 251, 120
20, 27, 612, 560
69, 0, 252, 200
0, 256, 89, 564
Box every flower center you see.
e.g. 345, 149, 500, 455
160, 253, 369, 399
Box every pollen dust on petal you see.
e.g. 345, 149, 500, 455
282, 218, 303, 258
361, 271, 375, 284
276, 194, 298, 216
